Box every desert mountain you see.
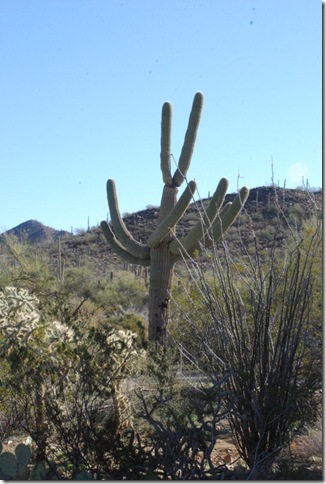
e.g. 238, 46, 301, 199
1, 219, 70, 244
1, 186, 322, 278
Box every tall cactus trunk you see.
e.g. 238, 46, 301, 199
148, 247, 175, 345
100, 92, 249, 345
148, 186, 177, 345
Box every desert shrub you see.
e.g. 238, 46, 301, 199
108, 312, 148, 349
171, 207, 322, 478
0, 286, 142, 479
61, 265, 97, 299
41, 324, 140, 478
0, 234, 55, 295
94, 271, 148, 314
132, 346, 228, 479
273, 415, 323, 480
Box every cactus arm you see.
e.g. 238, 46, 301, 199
189, 186, 249, 254
203, 177, 229, 220
148, 180, 197, 249
100, 221, 150, 267
106, 179, 150, 260
172, 92, 204, 187
169, 202, 230, 256
170, 186, 249, 256
205, 186, 250, 247
169, 177, 229, 256
160, 101, 173, 186
174, 177, 228, 253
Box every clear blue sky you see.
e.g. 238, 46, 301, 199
1, 0, 322, 232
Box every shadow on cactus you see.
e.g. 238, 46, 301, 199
101, 92, 249, 345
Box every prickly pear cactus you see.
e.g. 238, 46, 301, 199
0, 451, 18, 479
0, 442, 33, 480
15, 442, 31, 466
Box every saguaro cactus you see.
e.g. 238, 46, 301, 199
101, 92, 249, 345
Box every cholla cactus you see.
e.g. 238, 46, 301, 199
0, 288, 77, 462
0, 287, 74, 356
46, 320, 75, 346
106, 329, 139, 429
0, 287, 40, 349
0, 286, 139, 462
106, 328, 141, 380
107, 329, 136, 358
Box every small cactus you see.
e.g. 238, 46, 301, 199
15, 442, 31, 466
0, 451, 18, 479
0, 443, 33, 480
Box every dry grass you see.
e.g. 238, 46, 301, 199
274, 417, 323, 480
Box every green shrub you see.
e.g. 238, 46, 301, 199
133, 346, 227, 479
108, 312, 148, 349
171, 208, 322, 478
0, 286, 142, 479
94, 271, 148, 314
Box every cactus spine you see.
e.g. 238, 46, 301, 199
101, 92, 249, 345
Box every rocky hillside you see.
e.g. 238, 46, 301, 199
1, 186, 322, 278
1, 219, 70, 244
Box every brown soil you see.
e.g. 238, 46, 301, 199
1, 419, 322, 479
208, 420, 323, 480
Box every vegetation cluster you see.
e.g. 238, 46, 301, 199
0, 185, 322, 479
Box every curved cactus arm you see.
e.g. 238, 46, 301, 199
106, 179, 149, 260
100, 221, 150, 267
169, 177, 229, 255
170, 186, 249, 256
172, 92, 204, 187
160, 101, 173, 186
204, 177, 229, 219
148, 180, 197, 249
170, 201, 230, 256
204, 186, 250, 248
